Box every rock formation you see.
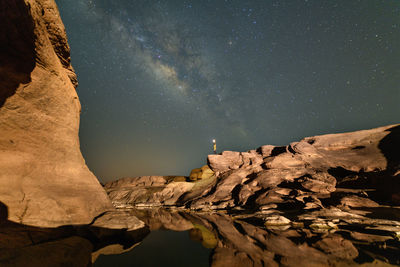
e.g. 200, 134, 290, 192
0, 0, 112, 227
105, 124, 400, 213
189, 165, 215, 181
105, 176, 198, 207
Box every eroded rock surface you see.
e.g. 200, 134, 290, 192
106, 124, 400, 212
0, 0, 112, 227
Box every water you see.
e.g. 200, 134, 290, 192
94, 230, 210, 267
94, 208, 400, 266
1, 207, 399, 266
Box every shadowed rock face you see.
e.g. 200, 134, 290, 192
106, 124, 400, 211
0, 207, 149, 267
0, 0, 112, 227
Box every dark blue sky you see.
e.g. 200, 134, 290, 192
56, 0, 399, 182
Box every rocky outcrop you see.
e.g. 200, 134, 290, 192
189, 165, 215, 181
105, 176, 200, 207
189, 124, 400, 210
0, 0, 112, 227
106, 124, 400, 212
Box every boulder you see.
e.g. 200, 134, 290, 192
0, 0, 112, 227
189, 165, 214, 181
91, 210, 146, 231
208, 151, 243, 173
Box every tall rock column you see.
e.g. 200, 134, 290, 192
0, 0, 112, 227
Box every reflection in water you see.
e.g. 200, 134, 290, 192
95, 230, 211, 267
106, 208, 400, 267
1, 207, 399, 266
0, 215, 149, 267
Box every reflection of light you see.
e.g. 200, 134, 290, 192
212, 139, 216, 143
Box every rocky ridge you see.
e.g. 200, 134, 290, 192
105, 124, 400, 213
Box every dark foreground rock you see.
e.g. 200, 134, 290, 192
0, 0, 112, 227
0, 206, 149, 267
106, 124, 400, 213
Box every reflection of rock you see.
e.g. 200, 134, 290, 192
264, 215, 291, 226
91, 243, 140, 264
0, 0, 111, 227
106, 124, 400, 214
190, 223, 218, 249
314, 235, 359, 260
0, 213, 149, 266
0, 236, 93, 267
132, 208, 400, 266
131, 208, 193, 231
340, 195, 379, 208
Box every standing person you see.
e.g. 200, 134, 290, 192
212, 139, 217, 154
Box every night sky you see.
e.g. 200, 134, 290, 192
55, 0, 400, 183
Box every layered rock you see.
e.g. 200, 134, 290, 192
106, 124, 400, 211
0, 0, 112, 227
105, 176, 202, 207
189, 165, 215, 181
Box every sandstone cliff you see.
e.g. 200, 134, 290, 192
0, 0, 112, 227
105, 124, 400, 211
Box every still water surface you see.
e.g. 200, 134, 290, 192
95, 230, 210, 267
94, 208, 400, 266
1, 207, 399, 266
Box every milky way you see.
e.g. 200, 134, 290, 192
56, 0, 400, 182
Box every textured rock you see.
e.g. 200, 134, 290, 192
0, 0, 112, 227
106, 124, 400, 214
105, 176, 196, 207
207, 151, 244, 173
189, 165, 215, 181
91, 210, 146, 231
188, 124, 400, 210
